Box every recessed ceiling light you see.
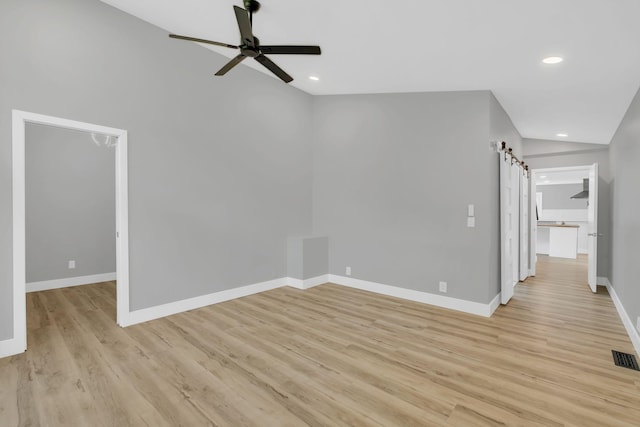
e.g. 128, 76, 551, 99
540, 175, 547, 178
542, 56, 564, 64
556, 133, 568, 137
308, 75, 320, 81
544, 180, 550, 184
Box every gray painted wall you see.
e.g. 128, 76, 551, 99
286, 238, 304, 280
537, 184, 587, 210
523, 139, 611, 278
312, 91, 519, 304
26, 124, 116, 283
609, 86, 640, 336
287, 236, 328, 280
302, 237, 328, 280
0, 0, 313, 340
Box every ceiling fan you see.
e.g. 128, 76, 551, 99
169, 0, 321, 83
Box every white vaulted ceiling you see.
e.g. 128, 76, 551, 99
99, 0, 640, 145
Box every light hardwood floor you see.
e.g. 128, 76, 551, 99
1, 255, 639, 426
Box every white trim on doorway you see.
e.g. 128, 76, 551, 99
530, 164, 594, 279
10, 110, 130, 357
0, 336, 25, 359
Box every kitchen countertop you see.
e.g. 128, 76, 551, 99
537, 223, 580, 228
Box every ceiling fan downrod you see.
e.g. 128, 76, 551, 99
244, 0, 261, 24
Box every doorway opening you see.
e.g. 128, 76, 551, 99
530, 164, 599, 293
11, 110, 130, 354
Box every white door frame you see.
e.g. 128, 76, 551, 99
11, 110, 130, 355
529, 171, 537, 276
587, 163, 598, 292
530, 165, 596, 289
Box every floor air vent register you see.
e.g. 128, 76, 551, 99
611, 350, 640, 371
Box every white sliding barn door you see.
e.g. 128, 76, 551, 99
511, 163, 520, 289
500, 153, 520, 304
519, 172, 529, 281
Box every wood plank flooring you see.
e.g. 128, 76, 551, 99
1, 255, 639, 426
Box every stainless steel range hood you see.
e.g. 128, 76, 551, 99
570, 178, 589, 199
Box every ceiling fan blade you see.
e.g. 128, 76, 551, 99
233, 6, 255, 48
260, 45, 321, 55
255, 54, 293, 83
169, 34, 238, 49
215, 54, 247, 76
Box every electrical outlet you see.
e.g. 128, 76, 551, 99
439, 281, 447, 293
68, 260, 76, 269
346, 266, 351, 276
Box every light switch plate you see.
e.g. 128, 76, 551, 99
468, 204, 475, 217
467, 217, 475, 228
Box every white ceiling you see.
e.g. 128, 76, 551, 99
99, 0, 640, 145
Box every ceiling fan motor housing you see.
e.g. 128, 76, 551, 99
241, 36, 260, 57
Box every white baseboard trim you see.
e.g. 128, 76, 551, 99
27, 272, 117, 293
327, 275, 497, 317
121, 278, 285, 327
115, 272, 501, 329
286, 275, 330, 290
597, 276, 611, 287
488, 293, 501, 316
0, 337, 25, 359
604, 279, 640, 357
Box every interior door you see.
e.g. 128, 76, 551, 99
511, 164, 520, 284
587, 163, 598, 292
500, 154, 519, 304
519, 172, 529, 281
